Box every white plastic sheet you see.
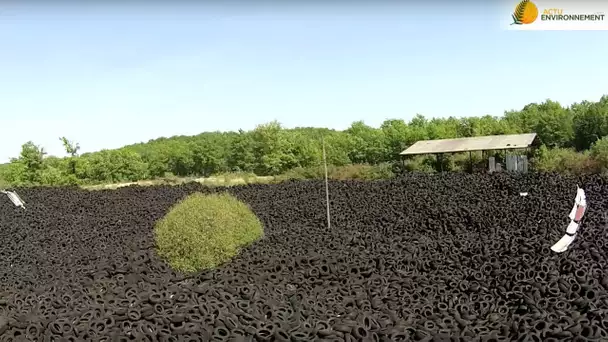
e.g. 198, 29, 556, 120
576, 187, 586, 205
0, 190, 25, 209
551, 234, 576, 253
551, 186, 587, 253
566, 221, 579, 235
568, 187, 587, 221
568, 203, 577, 221
574, 206, 586, 222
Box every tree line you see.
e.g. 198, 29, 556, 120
1, 95, 608, 187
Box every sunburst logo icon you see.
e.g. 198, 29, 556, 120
511, 0, 539, 25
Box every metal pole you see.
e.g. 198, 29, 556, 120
322, 137, 331, 229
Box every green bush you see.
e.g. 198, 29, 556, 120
0, 164, 8, 188
362, 162, 395, 180
331, 163, 395, 180
276, 163, 395, 181
533, 145, 599, 175
278, 166, 325, 181
403, 155, 436, 173
39, 166, 79, 186
451, 151, 486, 172
590, 136, 608, 171
217, 171, 259, 183
154, 192, 263, 273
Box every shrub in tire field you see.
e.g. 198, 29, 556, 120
154, 192, 263, 273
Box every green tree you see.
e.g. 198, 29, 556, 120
139, 145, 170, 178
165, 140, 196, 176
380, 119, 410, 161
5, 142, 47, 185
408, 114, 430, 142
227, 130, 256, 172
59, 137, 81, 175
322, 131, 353, 166
573, 96, 608, 150
345, 121, 386, 164
425, 117, 457, 140
190, 136, 227, 177
290, 131, 322, 168
60, 137, 80, 157
504, 100, 574, 147
82, 149, 148, 183
251, 121, 298, 175
535, 100, 574, 148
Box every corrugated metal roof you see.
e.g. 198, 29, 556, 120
399, 133, 537, 155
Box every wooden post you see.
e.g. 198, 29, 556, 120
436, 154, 443, 172
436, 154, 439, 172
469, 151, 473, 173
322, 137, 331, 230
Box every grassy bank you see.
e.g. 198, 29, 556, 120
82, 164, 395, 190
82, 174, 276, 190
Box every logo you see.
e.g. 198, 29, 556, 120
511, 0, 539, 25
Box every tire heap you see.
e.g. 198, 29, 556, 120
1, 173, 608, 341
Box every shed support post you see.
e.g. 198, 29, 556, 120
436, 154, 439, 172
436, 154, 443, 172
469, 151, 473, 173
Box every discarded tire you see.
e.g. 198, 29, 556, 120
1, 173, 608, 340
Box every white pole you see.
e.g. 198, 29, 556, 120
322, 137, 331, 229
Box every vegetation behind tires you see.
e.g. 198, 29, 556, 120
2, 95, 608, 187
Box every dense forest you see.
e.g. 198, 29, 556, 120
1, 95, 608, 187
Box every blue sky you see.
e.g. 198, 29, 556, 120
0, 2, 606, 162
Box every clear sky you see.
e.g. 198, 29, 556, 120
0, 2, 606, 162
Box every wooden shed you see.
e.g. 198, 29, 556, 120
399, 133, 539, 172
